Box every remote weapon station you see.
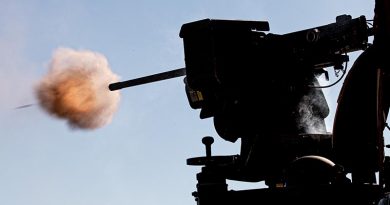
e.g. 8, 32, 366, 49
109, 6, 390, 205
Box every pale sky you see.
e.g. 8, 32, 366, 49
0, 1, 381, 205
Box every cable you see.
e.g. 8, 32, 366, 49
386, 123, 390, 131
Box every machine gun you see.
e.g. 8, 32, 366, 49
109, 14, 388, 205
110, 15, 370, 142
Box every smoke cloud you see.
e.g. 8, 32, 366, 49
36, 47, 120, 129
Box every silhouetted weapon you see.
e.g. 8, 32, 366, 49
110, 15, 371, 94
108, 11, 389, 205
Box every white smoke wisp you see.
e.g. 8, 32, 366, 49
297, 95, 327, 134
296, 80, 330, 135
36, 47, 120, 130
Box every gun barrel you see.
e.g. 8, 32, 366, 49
108, 68, 186, 91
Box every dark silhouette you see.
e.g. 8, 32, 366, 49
109, 1, 390, 204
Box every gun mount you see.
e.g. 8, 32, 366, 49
109, 11, 390, 205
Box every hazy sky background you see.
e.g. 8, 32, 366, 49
0, 1, 382, 205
